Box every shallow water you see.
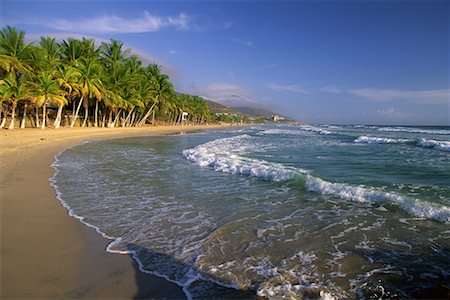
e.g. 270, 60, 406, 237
52, 125, 450, 299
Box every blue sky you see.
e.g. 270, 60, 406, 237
2, 0, 449, 125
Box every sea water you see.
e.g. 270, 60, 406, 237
51, 124, 450, 299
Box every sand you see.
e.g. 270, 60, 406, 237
0, 125, 227, 299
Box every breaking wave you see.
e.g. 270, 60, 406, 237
378, 127, 450, 135
354, 136, 450, 152
184, 136, 450, 222
417, 138, 450, 152
354, 136, 412, 144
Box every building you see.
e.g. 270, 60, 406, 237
272, 115, 285, 122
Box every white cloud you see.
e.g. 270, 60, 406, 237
186, 83, 257, 106
349, 88, 449, 104
229, 38, 254, 47
43, 11, 191, 34
377, 108, 413, 119
321, 85, 342, 93
267, 83, 309, 94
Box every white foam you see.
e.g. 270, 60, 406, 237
417, 138, 450, 152
184, 136, 450, 222
259, 129, 308, 136
183, 135, 306, 181
51, 144, 200, 300
354, 136, 411, 144
305, 176, 450, 222
378, 127, 450, 135
299, 125, 332, 135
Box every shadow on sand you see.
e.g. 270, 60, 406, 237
127, 243, 257, 299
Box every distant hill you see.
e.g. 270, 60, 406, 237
205, 100, 296, 123
205, 100, 243, 115
232, 106, 279, 117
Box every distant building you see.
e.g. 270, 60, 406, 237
272, 115, 285, 122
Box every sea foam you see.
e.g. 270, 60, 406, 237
378, 127, 450, 135
354, 136, 412, 144
183, 135, 303, 181
354, 136, 450, 152
417, 138, 450, 152
184, 136, 450, 222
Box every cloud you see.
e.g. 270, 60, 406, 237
41, 11, 191, 34
321, 85, 342, 93
376, 108, 413, 119
267, 83, 309, 94
185, 83, 257, 107
349, 88, 449, 104
228, 37, 254, 47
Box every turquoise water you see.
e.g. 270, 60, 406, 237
52, 125, 450, 299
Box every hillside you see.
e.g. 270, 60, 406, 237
205, 100, 244, 115
232, 106, 279, 117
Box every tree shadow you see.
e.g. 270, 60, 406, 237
126, 243, 257, 300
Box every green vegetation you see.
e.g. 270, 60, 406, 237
0, 26, 219, 129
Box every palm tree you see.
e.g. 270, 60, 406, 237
0, 76, 32, 129
137, 64, 175, 126
55, 64, 80, 127
0, 26, 35, 128
74, 56, 103, 127
30, 72, 67, 129
60, 38, 83, 67
39, 36, 61, 69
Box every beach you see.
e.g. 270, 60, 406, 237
0, 125, 226, 299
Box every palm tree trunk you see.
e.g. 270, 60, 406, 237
35, 106, 40, 128
102, 111, 106, 127
72, 100, 76, 123
41, 103, 47, 129
82, 106, 89, 127
8, 102, 16, 129
123, 108, 134, 127
0, 106, 6, 128
54, 103, 64, 128
111, 109, 122, 127
107, 109, 113, 128
137, 102, 157, 126
70, 97, 84, 128
131, 111, 136, 126
94, 99, 99, 127
20, 103, 27, 128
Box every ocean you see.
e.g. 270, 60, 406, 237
51, 124, 450, 299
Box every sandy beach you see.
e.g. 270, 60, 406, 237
0, 125, 227, 299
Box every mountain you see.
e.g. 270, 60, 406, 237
232, 106, 279, 117
205, 100, 244, 115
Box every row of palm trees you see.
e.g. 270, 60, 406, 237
0, 26, 216, 129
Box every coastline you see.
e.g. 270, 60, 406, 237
0, 125, 228, 299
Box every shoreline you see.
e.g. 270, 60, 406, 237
0, 125, 228, 299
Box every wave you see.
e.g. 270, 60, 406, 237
259, 129, 310, 136
299, 125, 332, 135
354, 136, 450, 152
51, 145, 202, 300
417, 138, 450, 152
184, 137, 450, 222
354, 136, 412, 144
183, 135, 304, 181
378, 127, 450, 135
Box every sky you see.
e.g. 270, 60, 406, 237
2, 0, 449, 125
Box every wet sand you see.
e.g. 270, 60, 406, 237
0, 125, 227, 299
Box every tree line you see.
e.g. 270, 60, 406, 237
0, 26, 218, 129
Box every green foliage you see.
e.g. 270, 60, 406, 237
0, 26, 239, 128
